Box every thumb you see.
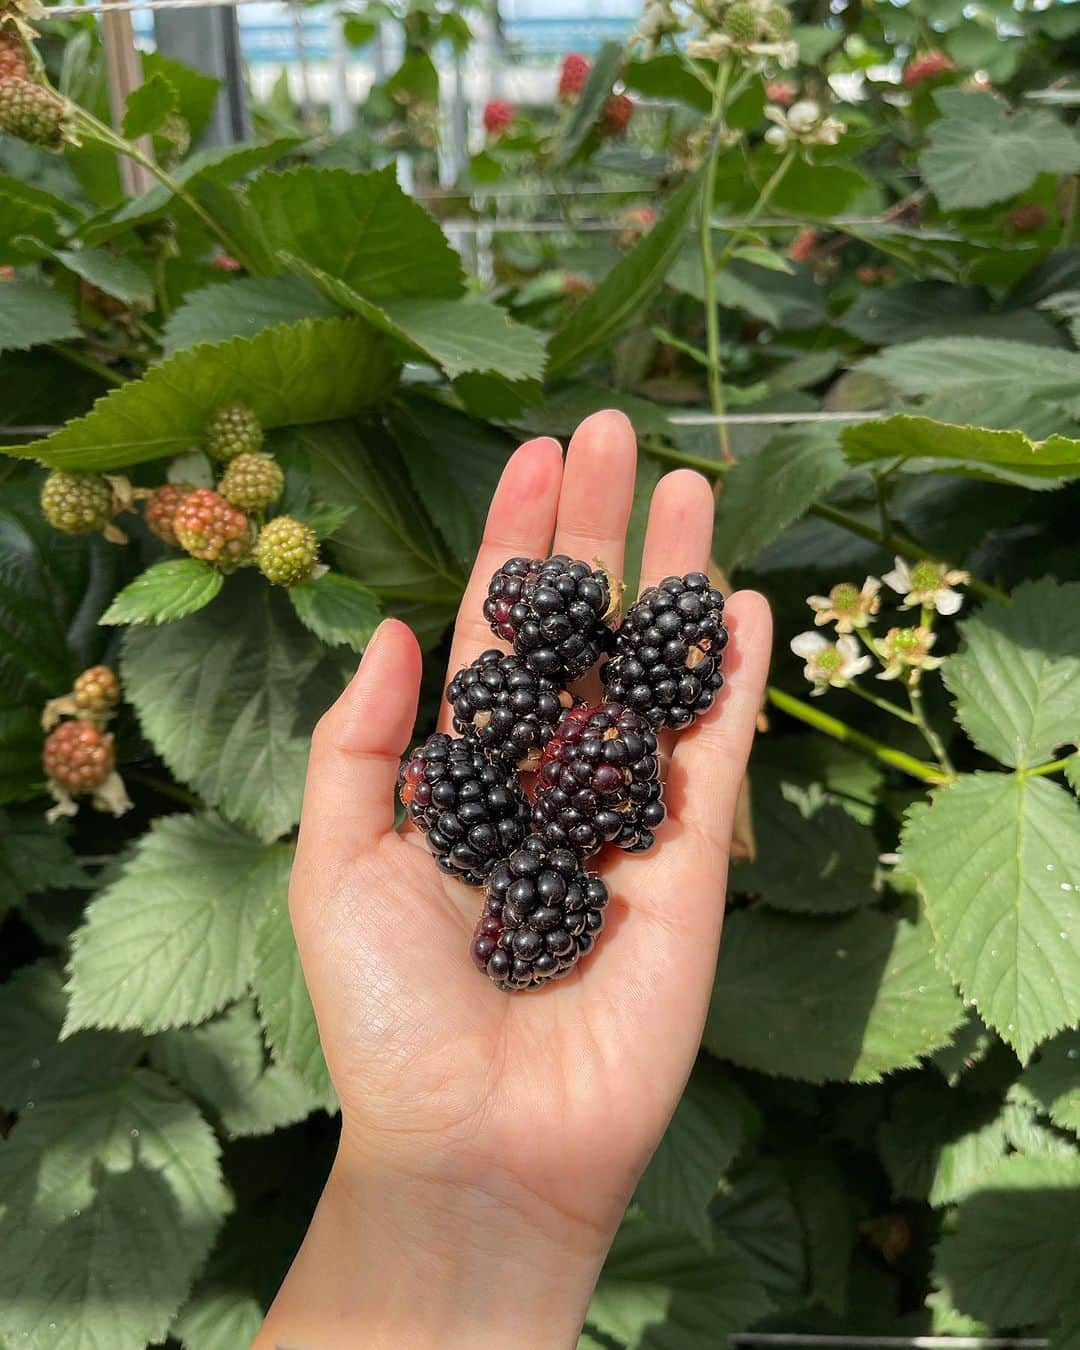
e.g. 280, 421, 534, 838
295, 618, 422, 867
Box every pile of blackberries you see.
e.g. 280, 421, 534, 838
398, 558, 727, 992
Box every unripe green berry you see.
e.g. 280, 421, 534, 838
40, 470, 114, 534
218, 452, 284, 513
0, 76, 66, 149
764, 3, 791, 34
204, 401, 263, 462
723, 2, 759, 43
255, 516, 319, 588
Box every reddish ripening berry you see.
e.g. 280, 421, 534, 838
558, 52, 590, 98
789, 228, 819, 262
856, 264, 878, 284
765, 80, 796, 106
43, 720, 115, 794
0, 27, 28, 80
145, 482, 193, 547
483, 98, 514, 136
600, 92, 634, 137
561, 273, 594, 299
73, 665, 121, 718
902, 50, 956, 87
1008, 202, 1048, 234
173, 488, 251, 566
0, 263, 13, 281
211, 253, 241, 271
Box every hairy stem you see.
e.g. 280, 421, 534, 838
1024, 756, 1075, 779
699, 61, 735, 463
48, 342, 125, 387
767, 686, 953, 785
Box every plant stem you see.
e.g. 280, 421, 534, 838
713, 147, 798, 270
1023, 756, 1075, 779
845, 681, 920, 725
126, 769, 204, 809
808, 502, 1009, 604
699, 61, 734, 464
906, 677, 955, 774
767, 686, 953, 785
640, 435, 733, 476
48, 342, 125, 387
72, 108, 255, 271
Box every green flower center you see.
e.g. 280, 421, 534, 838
816, 647, 842, 675
890, 628, 921, 655
910, 561, 942, 592
830, 582, 861, 613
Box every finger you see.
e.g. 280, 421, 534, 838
437, 437, 563, 730
296, 619, 423, 864
668, 589, 772, 851
636, 468, 715, 593
551, 410, 637, 584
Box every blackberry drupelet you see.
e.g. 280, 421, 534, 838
470, 836, 609, 990
483, 554, 615, 681
532, 702, 665, 857
602, 572, 727, 730
398, 732, 530, 886
446, 648, 575, 771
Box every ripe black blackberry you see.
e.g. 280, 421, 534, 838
398, 732, 529, 886
446, 648, 575, 771
483, 554, 615, 680
532, 703, 664, 857
470, 836, 609, 991
602, 572, 727, 730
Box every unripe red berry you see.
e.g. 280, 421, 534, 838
145, 482, 193, 547
600, 92, 634, 137
558, 52, 590, 98
173, 488, 252, 566
1008, 202, 1048, 235
902, 50, 956, 87
43, 720, 115, 794
483, 98, 514, 136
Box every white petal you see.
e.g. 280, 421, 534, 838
881, 558, 911, 594
842, 654, 874, 679
935, 588, 964, 616
790, 630, 829, 658
862, 576, 882, 597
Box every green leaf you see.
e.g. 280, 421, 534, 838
283, 254, 547, 381
712, 426, 847, 572
0, 962, 140, 1112
0, 1068, 229, 1350
935, 1153, 1080, 1326
733, 777, 878, 914
388, 396, 514, 570
555, 39, 624, 167
861, 335, 1080, 403
161, 275, 339, 354
943, 580, 1080, 768
0, 810, 88, 912
636, 1066, 755, 1244
246, 165, 464, 301
292, 420, 463, 602
623, 53, 711, 112
789, 1155, 859, 1316
1015, 1029, 1080, 1138
878, 1077, 1012, 1207
36, 244, 154, 307
0, 275, 78, 355
122, 72, 179, 139
252, 887, 334, 1101
841, 281, 1061, 347
101, 558, 224, 626
704, 908, 964, 1083
587, 1213, 774, 1349
122, 573, 351, 841
547, 171, 702, 378
3, 317, 397, 470
903, 773, 1080, 1058
150, 998, 323, 1139
730, 245, 793, 274
142, 50, 220, 141
64, 814, 292, 1035
921, 91, 1080, 210
843, 413, 1080, 487
289, 572, 380, 653
0, 191, 65, 265
712, 1163, 805, 1303
79, 139, 302, 247
173, 1287, 265, 1350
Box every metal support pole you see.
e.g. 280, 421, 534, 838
153, 0, 251, 146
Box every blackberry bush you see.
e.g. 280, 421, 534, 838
483, 554, 615, 680
446, 648, 575, 770
470, 836, 609, 990
398, 732, 530, 885
602, 573, 727, 730
532, 702, 665, 857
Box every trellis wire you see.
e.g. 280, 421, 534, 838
45, 0, 272, 18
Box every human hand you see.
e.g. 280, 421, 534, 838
255, 411, 771, 1349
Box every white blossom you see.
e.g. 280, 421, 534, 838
790, 631, 872, 695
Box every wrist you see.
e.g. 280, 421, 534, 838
256, 1136, 614, 1349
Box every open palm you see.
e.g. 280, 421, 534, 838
289, 410, 771, 1258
